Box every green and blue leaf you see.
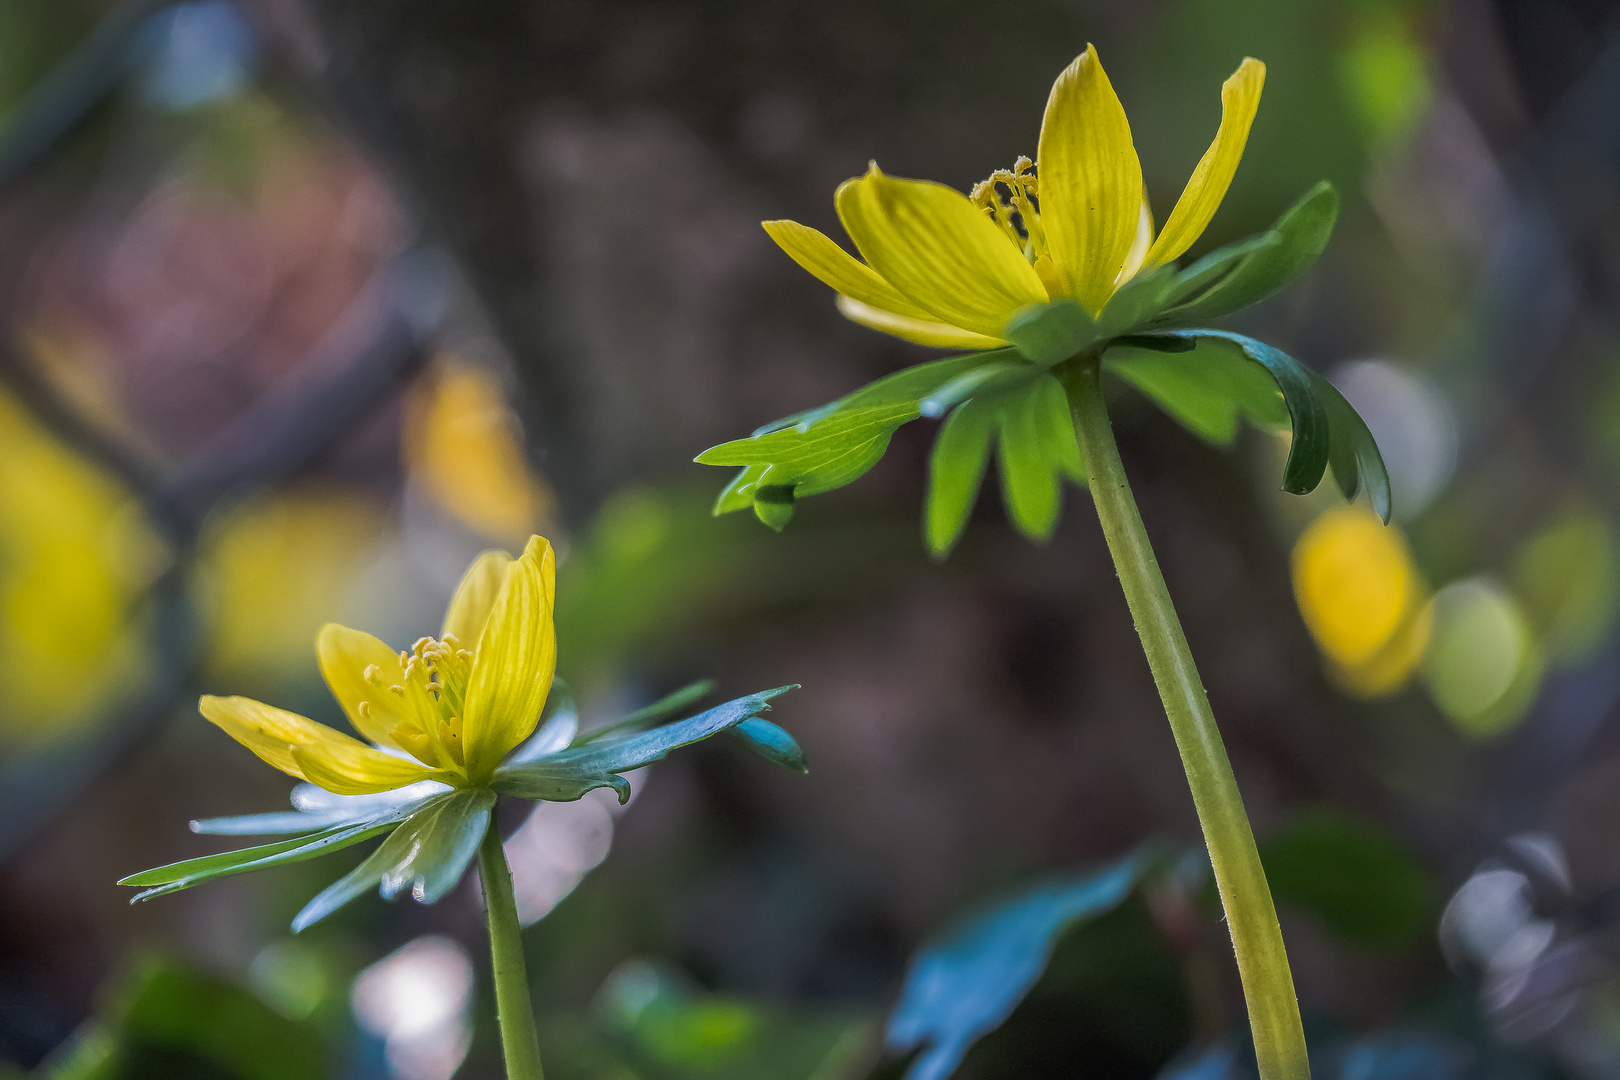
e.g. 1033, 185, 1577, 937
493, 686, 803, 803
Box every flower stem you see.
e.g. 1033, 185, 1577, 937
479, 816, 545, 1080
1067, 359, 1310, 1080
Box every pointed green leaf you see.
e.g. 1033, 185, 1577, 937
1161, 231, 1280, 310
190, 781, 451, 836
1027, 374, 1086, 483
1096, 264, 1179, 338
291, 824, 416, 932
1154, 182, 1339, 326
122, 795, 436, 901
997, 384, 1063, 541
714, 464, 769, 515
1105, 338, 1288, 445
1003, 300, 1098, 367
1148, 330, 1391, 518
1170, 330, 1332, 496
753, 483, 797, 530
925, 397, 997, 559
1314, 370, 1393, 522
726, 717, 809, 772
386, 788, 495, 903
493, 686, 800, 804
918, 361, 1030, 418
575, 679, 717, 745
748, 350, 1020, 436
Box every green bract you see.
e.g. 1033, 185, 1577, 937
121, 684, 804, 931
697, 181, 1389, 557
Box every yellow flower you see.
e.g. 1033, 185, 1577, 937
201, 535, 557, 792
763, 45, 1265, 346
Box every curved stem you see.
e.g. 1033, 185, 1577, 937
479, 816, 546, 1080
1067, 360, 1309, 1080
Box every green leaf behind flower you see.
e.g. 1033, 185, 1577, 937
1117, 330, 1391, 522
1152, 181, 1340, 327
1104, 338, 1288, 445
925, 372, 1086, 558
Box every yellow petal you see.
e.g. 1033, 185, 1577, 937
441, 549, 514, 644
199, 695, 435, 794
1142, 57, 1265, 270
834, 295, 1007, 349
1037, 45, 1145, 313
835, 165, 1047, 339
290, 741, 442, 795
762, 220, 939, 320
316, 623, 409, 751
461, 534, 557, 776
1114, 194, 1155, 287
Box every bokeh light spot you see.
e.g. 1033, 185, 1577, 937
1425, 578, 1541, 738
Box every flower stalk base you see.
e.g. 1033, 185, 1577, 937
1067, 359, 1310, 1080
479, 817, 545, 1080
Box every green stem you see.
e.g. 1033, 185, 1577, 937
1068, 360, 1309, 1080
479, 816, 545, 1080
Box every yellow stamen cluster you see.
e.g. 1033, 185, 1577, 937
970, 157, 1045, 261
970, 157, 1063, 296
363, 633, 476, 770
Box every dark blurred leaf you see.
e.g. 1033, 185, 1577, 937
1105, 338, 1287, 446
1156, 1030, 1475, 1080
1259, 809, 1432, 950
886, 848, 1158, 1080
541, 959, 872, 1080
1153, 182, 1339, 327
53, 956, 325, 1080
493, 687, 800, 803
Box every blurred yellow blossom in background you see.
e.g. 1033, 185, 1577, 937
0, 390, 157, 739
1291, 506, 1430, 697
194, 489, 389, 683
404, 360, 553, 544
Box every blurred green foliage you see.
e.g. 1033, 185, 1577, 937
44, 955, 326, 1080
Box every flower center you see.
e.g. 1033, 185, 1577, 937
356, 634, 475, 770
971, 157, 1063, 296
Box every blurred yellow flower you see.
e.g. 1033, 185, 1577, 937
763, 45, 1265, 345
197, 490, 390, 682
1291, 506, 1429, 697
0, 390, 156, 738
203, 535, 557, 791
405, 361, 553, 544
